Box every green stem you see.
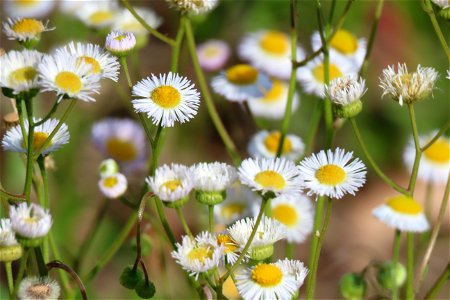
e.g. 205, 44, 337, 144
37, 156, 49, 261
391, 230, 401, 300
406, 233, 414, 299
184, 17, 241, 166
286, 242, 294, 259
421, 120, 450, 152
350, 118, 408, 195
407, 104, 422, 195
424, 263, 450, 299
423, 0, 450, 63
152, 197, 177, 249
120, 56, 133, 88
23, 99, 35, 201
120, 0, 176, 46
208, 205, 214, 233
12, 249, 29, 299
34, 99, 60, 126
48, 232, 71, 295
17, 98, 28, 147
303, 101, 323, 157
171, 16, 186, 73
5, 262, 13, 297
176, 207, 194, 240
0, 188, 26, 203
35, 246, 48, 276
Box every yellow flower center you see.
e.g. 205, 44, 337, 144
424, 139, 450, 163
312, 63, 343, 83
272, 203, 298, 226
220, 203, 245, 219
77, 56, 101, 74
217, 234, 237, 253
330, 29, 358, 55
223, 276, 240, 299
105, 138, 137, 162
103, 176, 118, 188
259, 31, 289, 55
55, 71, 82, 94
151, 86, 181, 108
11, 18, 44, 35
9, 67, 37, 85
32, 131, 49, 149
251, 264, 283, 287
226, 64, 258, 85
24, 216, 38, 224
254, 170, 286, 190
262, 80, 284, 103
89, 11, 114, 25
386, 195, 423, 215
114, 34, 127, 42
203, 46, 220, 58
187, 246, 213, 263
315, 164, 346, 185
264, 131, 292, 154
27, 284, 51, 298
161, 179, 182, 192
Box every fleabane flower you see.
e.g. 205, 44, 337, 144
18, 276, 60, 300
325, 75, 366, 118
9, 203, 52, 245
238, 30, 306, 80
403, 133, 450, 184
0, 219, 23, 262
76, 1, 118, 28
379, 63, 439, 106
248, 130, 304, 161
132, 72, 200, 127
191, 162, 238, 205
166, 0, 218, 15
38, 51, 101, 102
56, 42, 120, 81
147, 164, 193, 208
238, 157, 303, 197
372, 195, 429, 232
99, 172, 128, 199
235, 258, 307, 300
247, 79, 300, 120
171, 231, 224, 280
214, 185, 260, 225
270, 194, 314, 244
227, 216, 287, 261
431, 0, 449, 8
197, 40, 231, 72
4, 0, 55, 18
311, 29, 366, 69
216, 232, 243, 265
105, 31, 137, 56
3, 18, 53, 43
298, 148, 366, 199
0, 49, 43, 95
211, 64, 272, 102
2, 118, 70, 156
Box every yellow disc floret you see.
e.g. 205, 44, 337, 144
312, 63, 343, 83
273, 204, 298, 226
105, 138, 137, 162
387, 195, 423, 215
32, 132, 49, 149
424, 139, 450, 163
330, 29, 359, 55
264, 131, 292, 154
187, 246, 213, 263
226, 64, 258, 85
262, 80, 284, 103
55, 71, 82, 94
254, 170, 286, 190
251, 264, 283, 287
11, 18, 44, 36
315, 164, 346, 185
77, 56, 101, 74
103, 176, 118, 188
9, 67, 37, 85
161, 179, 182, 192
259, 31, 289, 55
151, 86, 181, 108
217, 234, 237, 253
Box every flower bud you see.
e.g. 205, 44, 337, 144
105, 31, 136, 57
339, 273, 367, 300
0, 245, 23, 262
99, 159, 120, 178
377, 261, 407, 290
135, 279, 156, 299
120, 266, 144, 290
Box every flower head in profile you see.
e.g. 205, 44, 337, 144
9, 203, 52, 240
105, 31, 137, 57
166, 0, 218, 15
379, 63, 438, 105
4, 0, 55, 18
3, 18, 53, 42
132, 72, 200, 127
248, 130, 304, 161
76, 1, 119, 28
18, 276, 60, 300
326, 75, 366, 106
197, 40, 231, 72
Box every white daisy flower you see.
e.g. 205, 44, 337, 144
56, 41, 120, 81
311, 29, 366, 69
191, 162, 238, 192
431, 0, 450, 8
227, 216, 287, 261
248, 130, 304, 161
147, 164, 193, 208
59, 0, 91, 14
211, 64, 273, 102
235, 260, 299, 300
216, 232, 242, 265
105, 31, 137, 56
3, 0, 55, 18
238, 157, 303, 197
171, 231, 224, 280
132, 72, 200, 127
0, 218, 18, 247
18, 276, 60, 300
38, 51, 101, 102
379, 63, 439, 106
3, 18, 53, 42
2, 118, 70, 156
112, 7, 162, 36
9, 203, 52, 239
276, 258, 308, 289
403, 132, 450, 184
214, 184, 260, 225
92, 118, 146, 172
270, 194, 314, 244
325, 75, 367, 106
298, 148, 366, 199
238, 30, 306, 80
197, 39, 231, 72
297, 55, 357, 97
166, 0, 218, 15
0, 49, 43, 94
372, 195, 430, 232
76, 1, 119, 28
98, 172, 128, 199
247, 79, 300, 120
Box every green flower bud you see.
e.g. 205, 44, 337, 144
99, 159, 120, 178
120, 266, 144, 290
135, 279, 156, 299
0, 245, 23, 262
195, 190, 226, 205
250, 244, 273, 261
333, 100, 363, 119
339, 273, 367, 300
377, 261, 407, 290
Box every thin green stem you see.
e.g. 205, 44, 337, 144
37, 156, 49, 261
12, 249, 29, 299
35, 246, 48, 276
406, 233, 414, 299
208, 205, 214, 233
286, 242, 294, 259
407, 104, 422, 195
5, 262, 13, 297
120, 0, 176, 46
23, 99, 35, 201
176, 207, 194, 240
350, 118, 408, 195
303, 101, 323, 157
184, 17, 241, 166
424, 263, 450, 299
0, 188, 26, 203
171, 17, 186, 73
421, 120, 450, 152
328, 0, 337, 23
152, 197, 177, 249
423, 0, 450, 63
48, 232, 71, 295
391, 230, 401, 300
47, 260, 88, 300
34, 99, 60, 126
120, 56, 133, 88
17, 98, 28, 147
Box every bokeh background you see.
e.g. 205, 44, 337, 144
1, 0, 449, 299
